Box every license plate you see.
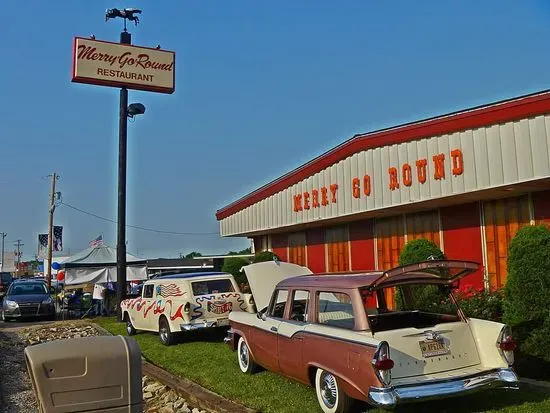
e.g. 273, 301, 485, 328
217, 318, 230, 327
419, 339, 450, 357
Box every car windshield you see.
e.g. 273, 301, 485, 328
191, 279, 234, 296
9, 283, 48, 295
359, 284, 461, 333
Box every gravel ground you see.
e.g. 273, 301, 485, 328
0, 330, 38, 413
0, 321, 210, 413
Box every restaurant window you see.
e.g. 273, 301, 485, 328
405, 210, 441, 248
326, 226, 350, 272
483, 195, 531, 290
375, 216, 405, 309
288, 232, 307, 266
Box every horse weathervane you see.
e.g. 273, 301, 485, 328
105, 8, 142, 31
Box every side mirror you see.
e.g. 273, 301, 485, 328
256, 310, 267, 321
25, 336, 142, 412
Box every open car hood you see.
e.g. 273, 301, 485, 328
371, 260, 480, 289
243, 261, 312, 311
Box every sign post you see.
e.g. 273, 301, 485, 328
72, 8, 175, 322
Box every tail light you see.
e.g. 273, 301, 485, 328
372, 341, 393, 386
498, 325, 515, 365
184, 302, 190, 313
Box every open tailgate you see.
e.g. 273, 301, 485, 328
371, 260, 480, 289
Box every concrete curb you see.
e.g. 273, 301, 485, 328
520, 377, 550, 390
91, 322, 258, 413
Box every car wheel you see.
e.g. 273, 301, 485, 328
237, 336, 259, 374
315, 368, 352, 413
126, 316, 137, 336
159, 317, 173, 346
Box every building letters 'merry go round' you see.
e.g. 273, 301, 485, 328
293, 148, 463, 213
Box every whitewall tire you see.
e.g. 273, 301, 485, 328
315, 368, 352, 413
237, 337, 259, 374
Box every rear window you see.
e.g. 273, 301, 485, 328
192, 279, 234, 296
9, 283, 48, 295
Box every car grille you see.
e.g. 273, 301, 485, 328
18, 303, 40, 315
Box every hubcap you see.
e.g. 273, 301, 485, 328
320, 372, 337, 408
239, 341, 249, 369
160, 326, 168, 342
127, 321, 132, 333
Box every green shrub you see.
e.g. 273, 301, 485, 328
396, 239, 446, 311
252, 251, 279, 263
455, 287, 504, 322
222, 257, 250, 286
503, 224, 550, 375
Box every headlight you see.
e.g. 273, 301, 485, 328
5, 300, 18, 308
42, 297, 53, 305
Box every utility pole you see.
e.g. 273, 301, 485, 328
0, 232, 6, 272
46, 173, 58, 290
13, 239, 23, 277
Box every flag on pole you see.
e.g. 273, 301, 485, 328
53, 226, 63, 252
38, 234, 48, 257
89, 234, 103, 248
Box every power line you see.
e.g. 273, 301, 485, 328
59, 201, 219, 236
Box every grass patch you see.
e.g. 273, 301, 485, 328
96, 317, 550, 413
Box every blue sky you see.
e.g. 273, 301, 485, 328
2, 1, 550, 260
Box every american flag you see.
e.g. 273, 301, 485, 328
38, 234, 48, 257
156, 284, 185, 298
89, 235, 103, 248
53, 226, 63, 252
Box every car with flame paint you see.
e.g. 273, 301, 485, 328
121, 272, 254, 345
226, 260, 519, 412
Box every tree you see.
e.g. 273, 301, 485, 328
503, 224, 550, 368
252, 251, 279, 263
222, 257, 251, 286
184, 251, 202, 259
397, 238, 446, 312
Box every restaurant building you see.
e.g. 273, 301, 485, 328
216, 91, 550, 295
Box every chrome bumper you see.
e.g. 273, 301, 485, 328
180, 319, 229, 331
368, 368, 519, 408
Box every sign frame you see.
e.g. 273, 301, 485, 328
71, 36, 176, 94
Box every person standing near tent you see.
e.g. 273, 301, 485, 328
93, 283, 106, 316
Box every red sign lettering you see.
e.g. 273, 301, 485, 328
388, 167, 399, 190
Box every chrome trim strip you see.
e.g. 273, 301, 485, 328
298, 330, 378, 349
368, 368, 519, 407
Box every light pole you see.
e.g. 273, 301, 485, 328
106, 8, 146, 321
0, 232, 6, 272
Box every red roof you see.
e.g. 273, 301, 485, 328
217, 90, 550, 220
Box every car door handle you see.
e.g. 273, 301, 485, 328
270, 326, 278, 332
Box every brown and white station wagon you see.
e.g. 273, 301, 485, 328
226, 260, 519, 412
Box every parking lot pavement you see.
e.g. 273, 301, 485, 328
0, 319, 56, 332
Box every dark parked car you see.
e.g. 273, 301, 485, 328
0, 272, 13, 300
1, 280, 56, 321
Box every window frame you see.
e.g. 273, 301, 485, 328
315, 290, 358, 331
267, 288, 289, 319
287, 289, 311, 323
142, 284, 155, 299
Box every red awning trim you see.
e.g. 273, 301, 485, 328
216, 90, 550, 220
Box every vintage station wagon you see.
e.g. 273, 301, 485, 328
226, 261, 518, 412
121, 272, 253, 345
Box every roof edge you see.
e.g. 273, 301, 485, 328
216, 89, 550, 220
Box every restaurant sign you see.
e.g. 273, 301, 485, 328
72, 37, 175, 94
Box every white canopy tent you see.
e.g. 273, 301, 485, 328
62, 245, 148, 286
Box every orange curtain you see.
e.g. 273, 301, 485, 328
326, 226, 350, 272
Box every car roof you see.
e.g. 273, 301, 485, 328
151, 272, 230, 281
277, 271, 383, 289
13, 278, 46, 283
